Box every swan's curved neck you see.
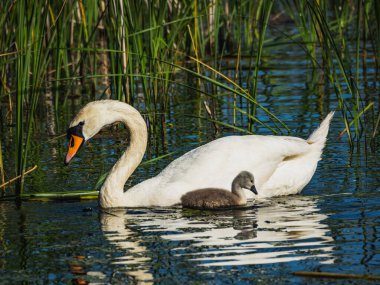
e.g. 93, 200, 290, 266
99, 105, 147, 208
231, 178, 247, 203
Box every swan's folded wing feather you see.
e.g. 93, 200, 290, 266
156, 135, 311, 190
266, 135, 310, 157
259, 136, 320, 197
129, 134, 315, 206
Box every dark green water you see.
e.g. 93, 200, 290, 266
1, 49, 380, 284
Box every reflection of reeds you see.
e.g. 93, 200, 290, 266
0, 1, 379, 196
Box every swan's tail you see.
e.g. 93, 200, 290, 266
307, 111, 335, 149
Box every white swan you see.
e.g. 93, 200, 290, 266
64, 100, 334, 208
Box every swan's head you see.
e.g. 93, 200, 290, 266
235, 171, 257, 195
64, 100, 130, 165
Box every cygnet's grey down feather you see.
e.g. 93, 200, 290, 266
181, 171, 257, 209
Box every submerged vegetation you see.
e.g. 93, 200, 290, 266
0, 0, 379, 196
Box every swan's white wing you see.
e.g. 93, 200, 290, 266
129, 135, 312, 206
260, 137, 321, 197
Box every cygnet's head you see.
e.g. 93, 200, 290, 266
235, 171, 257, 195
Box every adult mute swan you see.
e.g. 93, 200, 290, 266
64, 100, 334, 208
181, 171, 257, 209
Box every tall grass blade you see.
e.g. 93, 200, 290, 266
250, 0, 273, 132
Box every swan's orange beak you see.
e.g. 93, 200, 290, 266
64, 135, 84, 165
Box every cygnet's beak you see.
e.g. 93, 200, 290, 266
250, 185, 258, 195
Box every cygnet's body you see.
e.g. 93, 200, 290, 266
181, 171, 257, 209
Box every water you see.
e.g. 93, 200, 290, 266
1, 49, 380, 284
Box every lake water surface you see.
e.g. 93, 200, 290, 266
1, 48, 380, 284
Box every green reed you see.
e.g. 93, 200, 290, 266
0, 0, 379, 197
284, 0, 379, 144
250, 0, 273, 132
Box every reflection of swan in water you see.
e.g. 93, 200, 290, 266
100, 196, 334, 271
100, 210, 154, 284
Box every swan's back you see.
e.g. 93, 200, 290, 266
131, 135, 316, 206
130, 112, 334, 206
181, 188, 242, 209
